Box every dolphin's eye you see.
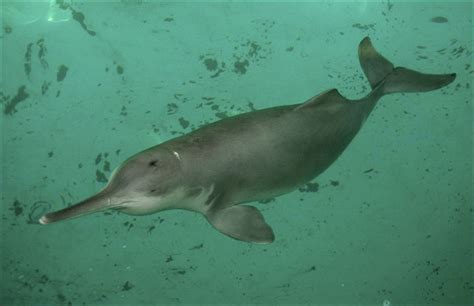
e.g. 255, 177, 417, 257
149, 160, 159, 167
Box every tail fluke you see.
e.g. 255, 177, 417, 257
358, 37, 456, 95
382, 67, 457, 94
358, 37, 394, 89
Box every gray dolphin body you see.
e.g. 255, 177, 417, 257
39, 37, 456, 243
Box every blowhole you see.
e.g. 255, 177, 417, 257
149, 160, 158, 167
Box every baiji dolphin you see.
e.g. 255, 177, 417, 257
39, 37, 456, 243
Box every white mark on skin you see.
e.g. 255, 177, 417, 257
173, 151, 181, 160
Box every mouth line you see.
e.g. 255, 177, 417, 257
107, 199, 138, 209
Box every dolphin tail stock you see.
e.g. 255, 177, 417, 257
358, 37, 456, 95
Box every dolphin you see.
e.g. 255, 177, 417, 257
39, 37, 456, 243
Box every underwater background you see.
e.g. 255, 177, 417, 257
1, 0, 472, 305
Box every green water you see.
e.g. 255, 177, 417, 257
1, 1, 472, 305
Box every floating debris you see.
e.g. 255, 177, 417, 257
4, 86, 29, 115
57, 64, 69, 82
430, 16, 448, 23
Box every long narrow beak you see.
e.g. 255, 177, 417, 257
39, 190, 113, 224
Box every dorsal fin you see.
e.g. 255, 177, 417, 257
295, 88, 346, 111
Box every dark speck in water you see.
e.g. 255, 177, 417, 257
116, 65, 124, 75
247, 41, 261, 57
39, 274, 50, 284
96, 170, 108, 183
57, 64, 69, 82
167, 103, 178, 114
36, 39, 48, 68
233, 59, 249, 74
4, 24, 12, 33
189, 243, 204, 250
121, 281, 134, 291
179, 117, 190, 129
147, 225, 156, 233
103, 160, 111, 172
56, 293, 67, 303
204, 58, 218, 71
71, 10, 96, 36
10, 200, 24, 216
56, 0, 70, 10
95, 153, 102, 165
24, 43, 33, 77
431, 16, 448, 23
4, 86, 29, 115
41, 81, 50, 95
